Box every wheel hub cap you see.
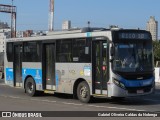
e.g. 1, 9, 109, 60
80, 86, 87, 98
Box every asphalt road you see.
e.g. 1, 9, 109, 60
0, 79, 160, 120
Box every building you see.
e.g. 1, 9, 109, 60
0, 22, 9, 29
146, 16, 158, 41
0, 32, 5, 53
62, 20, 71, 30
23, 30, 33, 37
16, 31, 24, 38
17, 30, 33, 38
0, 29, 11, 52
0, 22, 11, 52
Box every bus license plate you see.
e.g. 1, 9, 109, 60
137, 90, 144, 94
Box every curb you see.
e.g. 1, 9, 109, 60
156, 83, 160, 86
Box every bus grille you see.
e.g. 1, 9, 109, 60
121, 74, 153, 80
126, 85, 152, 94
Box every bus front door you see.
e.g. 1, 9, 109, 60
13, 44, 22, 87
93, 41, 109, 95
43, 43, 56, 90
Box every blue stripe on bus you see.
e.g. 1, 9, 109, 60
6, 68, 14, 81
56, 72, 59, 86
5, 68, 43, 84
22, 68, 42, 84
120, 77, 154, 87
6, 68, 59, 86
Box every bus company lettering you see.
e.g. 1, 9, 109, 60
28, 113, 42, 117
11, 112, 42, 117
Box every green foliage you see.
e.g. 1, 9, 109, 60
153, 41, 160, 62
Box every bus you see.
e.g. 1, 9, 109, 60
4, 28, 155, 103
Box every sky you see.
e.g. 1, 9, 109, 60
0, 0, 160, 38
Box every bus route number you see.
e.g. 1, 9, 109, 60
119, 33, 146, 39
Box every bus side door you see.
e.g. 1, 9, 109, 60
92, 40, 109, 95
42, 43, 56, 90
13, 43, 23, 87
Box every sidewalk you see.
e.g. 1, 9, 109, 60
156, 82, 160, 86
0, 79, 4, 84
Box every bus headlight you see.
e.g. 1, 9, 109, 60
119, 82, 125, 89
113, 78, 126, 89
113, 79, 120, 85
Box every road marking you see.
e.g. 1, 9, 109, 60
0, 95, 20, 99
62, 102, 82, 106
0, 95, 57, 103
0, 84, 6, 86
107, 107, 145, 111
88, 105, 146, 111
9, 96, 20, 99
0, 95, 8, 98
30, 98, 41, 101
0, 94, 156, 112
41, 99, 57, 103
31, 99, 57, 103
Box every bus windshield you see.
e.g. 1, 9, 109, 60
112, 41, 153, 73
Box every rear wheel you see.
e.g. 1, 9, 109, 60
25, 77, 37, 96
77, 81, 91, 103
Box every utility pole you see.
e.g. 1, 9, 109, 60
11, 0, 16, 38
0, 3, 17, 38
49, 0, 54, 31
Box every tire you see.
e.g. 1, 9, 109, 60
25, 77, 37, 96
77, 81, 91, 103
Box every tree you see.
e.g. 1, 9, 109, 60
153, 41, 160, 65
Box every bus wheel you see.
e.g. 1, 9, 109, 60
77, 81, 90, 103
25, 77, 37, 96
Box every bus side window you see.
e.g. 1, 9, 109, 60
23, 42, 41, 62
56, 40, 72, 62
73, 38, 91, 63
6, 43, 13, 62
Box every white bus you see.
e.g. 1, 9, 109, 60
4, 28, 155, 103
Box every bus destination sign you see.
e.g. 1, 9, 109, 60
119, 33, 150, 40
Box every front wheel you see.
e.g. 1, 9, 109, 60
77, 81, 91, 103
25, 77, 37, 96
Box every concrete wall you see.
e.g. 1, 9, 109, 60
155, 67, 160, 83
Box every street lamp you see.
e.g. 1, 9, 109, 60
88, 21, 90, 28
